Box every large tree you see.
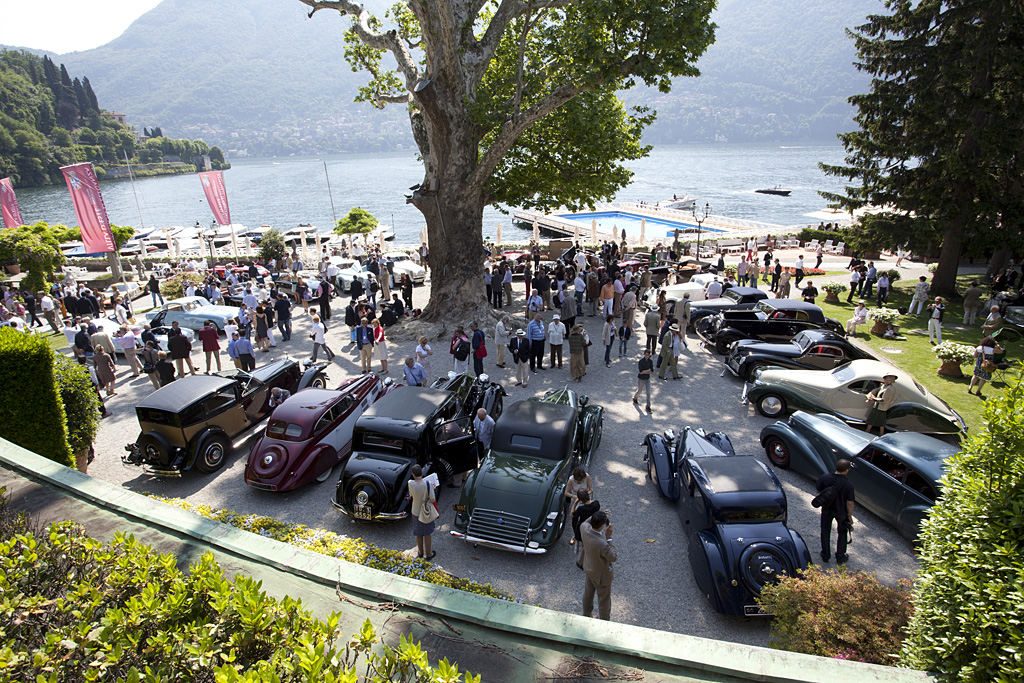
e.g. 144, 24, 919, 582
299, 0, 715, 320
820, 0, 1024, 295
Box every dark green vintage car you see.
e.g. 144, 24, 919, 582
449, 387, 604, 554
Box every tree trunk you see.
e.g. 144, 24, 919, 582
986, 245, 1012, 280
929, 219, 964, 297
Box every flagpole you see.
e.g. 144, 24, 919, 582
323, 159, 337, 227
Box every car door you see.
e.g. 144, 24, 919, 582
804, 344, 846, 370
850, 447, 907, 524
432, 415, 477, 475
239, 376, 271, 424
829, 379, 879, 420
326, 396, 360, 454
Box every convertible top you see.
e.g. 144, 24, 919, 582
691, 456, 779, 495
492, 400, 574, 458
137, 375, 235, 413
357, 386, 451, 438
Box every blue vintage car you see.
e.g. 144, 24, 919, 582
147, 296, 240, 334
760, 411, 958, 541
642, 427, 810, 616
450, 387, 604, 554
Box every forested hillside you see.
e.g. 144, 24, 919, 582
0, 50, 228, 188
34, 0, 878, 153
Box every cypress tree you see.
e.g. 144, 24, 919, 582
72, 77, 89, 114
83, 77, 100, 114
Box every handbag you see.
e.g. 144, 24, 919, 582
981, 357, 997, 373
419, 485, 440, 523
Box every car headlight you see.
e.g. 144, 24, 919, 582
356, 490, 369, 506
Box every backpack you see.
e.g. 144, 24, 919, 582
812, 484, 840, 509
454, 339, 470, 361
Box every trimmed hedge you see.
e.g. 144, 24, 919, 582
900, 371, 1024, 680
53, 354, 101, 454
0, 488, 478, 683
0, 328, 73, 467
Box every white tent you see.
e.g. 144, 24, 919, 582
640, 218, 646, 245
532, 219, 539, 242
495, 223, 502, 245
230, 225, 239, 260
591, 218, 597, 241
298, 228, 309, 261
315, 231, 323, 260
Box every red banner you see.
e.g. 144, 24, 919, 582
199, 171, 231, 226
60, 163, 116, 253
0, 177, 24, 230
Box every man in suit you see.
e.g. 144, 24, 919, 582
508, 329, 530, 387
579, 510, 617, 620
355, 317, 374, 373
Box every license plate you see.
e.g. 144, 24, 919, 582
452, 504, 466, 512
353, 505, 372, 520
744, 604, 771, 616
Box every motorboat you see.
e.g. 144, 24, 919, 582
656, 195, 697, 210
755, 187, 792, 197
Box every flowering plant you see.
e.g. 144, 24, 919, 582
821, 281, 848, 294
933, 341, 975, 365
868, 307, 901, 324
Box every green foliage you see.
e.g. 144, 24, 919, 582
758, 565, 913, 665
160, 271, 205, 299
0, 493, 479, 683
258, 228, 287, 263
0, 222, 65, 293
932, 342, 975, 366
868, 307, 901, 325
0, 327, 73, 467
901, 374, 1024, 680
334, 207, 378, 235
821, 281, 847, 294
52, 355, 100, 454
53, 223, 135, 249
156, 496, 520, 602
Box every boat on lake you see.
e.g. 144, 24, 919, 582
656, 195, 697, 210
755, 187, 791, 197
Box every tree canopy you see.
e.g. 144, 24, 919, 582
333, 207, 377, 235
820, 0, 1024, 294
300, 0, 715, 319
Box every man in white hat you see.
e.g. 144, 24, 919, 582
508, 329, 531, 387
548, 313, 567, 369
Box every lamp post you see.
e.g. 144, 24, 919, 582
692, 202, 711, 261
204, 219, 218, 270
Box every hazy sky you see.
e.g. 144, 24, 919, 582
0, 0, 161, 53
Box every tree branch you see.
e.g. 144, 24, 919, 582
467, 0, 573, 83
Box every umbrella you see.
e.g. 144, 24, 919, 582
591, 218, 597, 241
315, 231, 323, 260
378, 230, 385, 250
171, 238, 180, 259
495, 223, 502, 245
532, 218, 539, 242
640, 218, 646, 245
298, 228, 308, 261
573, 223, 580, 243
230, 225, 239, 260
419, 227, 428, 246
621, 227, 626, 243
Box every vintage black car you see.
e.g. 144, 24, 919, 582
687, 287, 769, 331
123, 358, 328, 476
429, 371, 507, 419
450, 387, 604, 554
725, 329, 877, 380
642, 426, 811, 616
695, 300, 846, 355
334, 374, 506, 522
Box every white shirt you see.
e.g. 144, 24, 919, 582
705, 281, 723, 299
40, 295, 54, 312
224, 323, 238, 339
613, 280, 624, 295
548, 321, 566, 345
115, 303, 129, 325
312, 322, 326, 344
63, 326, 78, 346
574, 252, 587, 270
794, 258, 804, 270
185, 284, 196, 297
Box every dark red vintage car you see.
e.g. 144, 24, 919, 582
214, 264, 270, 279
243, 374, 399, 492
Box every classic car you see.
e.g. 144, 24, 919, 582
104, 281, 143, 302
214, 264, 270, 280
450, 387, 604, 554
331, 258, 375, 292
696, 300, 846, 355
642, 426, 810, 616
687, 287, 770, 330
334, 375, 507, 522
383, 251, 427, 285
123, 358, 329, 476
244, 374, 399, 492
725, 329, 877, 380
760, 411, 958, 541
744, 359, 967, 435
641, 274, 717, 310
429, 371, 507, 419
147, 296, 240, 334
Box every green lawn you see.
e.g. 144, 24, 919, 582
814, 275, 1021, 434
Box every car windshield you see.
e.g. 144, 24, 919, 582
793, 331, 813, 351
723, 289, 742, 303
721, 507, 781, 522
831, 364, 858, 383
267, 420, 304, 440
754, 301, 776, 315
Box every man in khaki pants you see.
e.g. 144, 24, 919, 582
579, 510, 617, 620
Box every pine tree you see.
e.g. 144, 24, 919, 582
821, 0, 1024, 295
82, 77, 100, 115
59, 63, 73, 89
72, 77, 89, 114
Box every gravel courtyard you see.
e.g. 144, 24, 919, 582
87, 253, 919, 647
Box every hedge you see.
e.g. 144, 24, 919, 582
900, 371, 1024, 680
0, 487, 479, 683
0, 328, 73, 467
53, 354, 101, 455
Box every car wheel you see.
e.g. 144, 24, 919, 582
136, 433, 169, 466
195, 433, 231, 473
590, 418, 603, 454
315, 462, 334, 483
755, 393, 787, 418
742, 362, 767, 381
715, 334, 739, 356
764, 437, 791, 469
310, 373, 327, 389
739, 543, 790, 596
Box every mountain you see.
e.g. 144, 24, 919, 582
49, 0, 878, 153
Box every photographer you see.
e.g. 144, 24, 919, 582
814, 459, 856, 564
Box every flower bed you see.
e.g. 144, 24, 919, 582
153, 496, 519, 602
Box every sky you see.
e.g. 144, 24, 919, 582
0, 0, 161, 54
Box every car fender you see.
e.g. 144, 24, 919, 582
746, 382, 815, 414
714, 325, 753, 346
822, 318, 846, 337
886, 401, 964, 434
788, 528, 812, 570
185, 426, 229, 469
298, 363, 329, 390
581, 404, 604, 461
286, 443, 337, 489
758, 421, 831, 480
643, 433, 679, 500
895, 504, 932, 542
688, 530, 730, 615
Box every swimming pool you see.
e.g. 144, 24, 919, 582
555, 210, 727, 238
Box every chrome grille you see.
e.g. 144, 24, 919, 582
467, 509, 531, 548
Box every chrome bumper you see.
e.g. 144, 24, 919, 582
724, 358, 741, 377
741, 382, 751, 405
333, 501, 408, 521
449, 530, 547, 554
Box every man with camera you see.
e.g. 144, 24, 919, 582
814, 459, 856, 564
579, 509, 617, 620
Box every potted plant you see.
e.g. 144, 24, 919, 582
933, 341, 975, 378
868, 307, 902, 335
821, 281, 848, 304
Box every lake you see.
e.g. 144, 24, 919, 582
12, 143, 852, 244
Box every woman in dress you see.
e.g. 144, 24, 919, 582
777, 269, 792, 299
406, 464, 438, 560
296, 280, 310, 314
568, 323, 586, 382
254, 304, 269, 351
93, 346, 117, 396
968, 336, 999, 398
415, 335, 432, 377
371, 318, 388, 373
603, 315, 616, 367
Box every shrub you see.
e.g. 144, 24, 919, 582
900, 374, 1024, 680
53, 355, 100, 454
0, 328, 73, 467
869, 307, 902, 325
160, 270, 204, 299
0, 490, 478, 683
0, 225, 65, 293
758, 565, 913, 665
155, 496, 521, 602
933, 342, 975, 365
259, 228, 287, 263
822, 281, 848, 294
883, 268, 902, 283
